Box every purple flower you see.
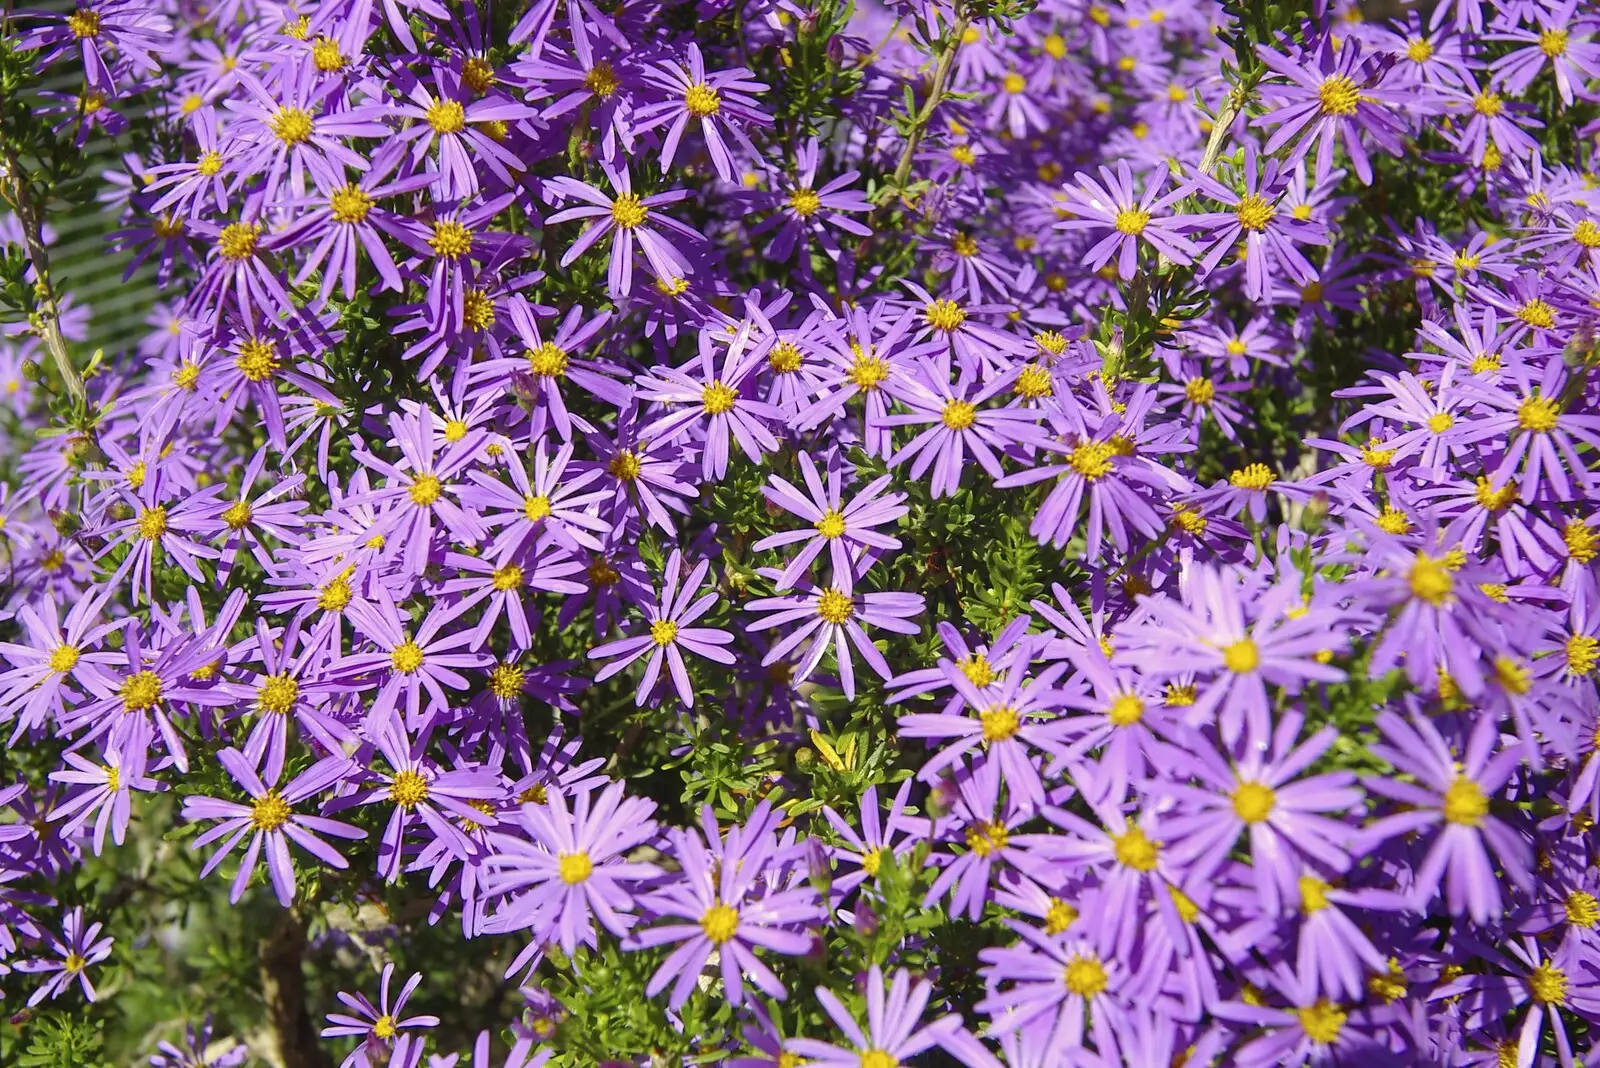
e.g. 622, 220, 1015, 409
1255, 36, 1408, 184
17, 907, 114, 1006
634, 43, 771, 182
746, 569, 923, 701
752, 450, 908, 589
1054, 161, 1199, 279
588, 550, 734, 707
49, 719, 161, 855
631, 802, 821, 1008
321, 964, 440, 1068
481, 781, 660, 955
788, 965, 998, 1068
182, 748, 362, 906
746, 137, 871, 264
339, 585, 492, 734
544, 165, 701, 298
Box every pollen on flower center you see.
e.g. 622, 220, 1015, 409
650, 619, 679, 646
1185, 377, 1216, 405
1318, 74, 1360, 116
49, 645, 80, 673
137, 506, 168, 541
700, 902, 739, 943
329, 183, 373, 224
196, 150, 224, 177
120, 670, 163, 712
980, 705, 1020, 742
815, 509, 847, 539
925, 299, 966, 332
217, 221, 261, 261
1565, 634, 1598, 677
408, 473, 443, 507
959, 655, 996, 688
1300, 874, 1331, 913
558, 851, 594, 884
1221, 638, 1259, 673
609, 192, 649, 229
1045, 897, 1077, 933
1442, 775, 1488, 826
940, 399, 977, 430
816, 588, 854, 624
311, 35, 345, 72
1517, 395, 1560, 432
1235, 193, 1275, 231
391, 640, 425, 674
1112, 827, 1159, 871
389, 769, 429, 807
1493, 654, 1531, 695
788, 188, 822, 217
767, 340, 804, 374
222, 499, 253, 531
1407, 552, 1454, 605
1529, 962, 1568, 1005
429, 220, 474, 258
251, 790, 292, 830
527, 342, 568, 377
487, 662, 525, 699
702, 380, 738, 414
684, 82, 721, 117
1063, 953, 1108, 997
271, 106, 314, 145
372, 1015, 397, 1040
1068, 440, 1116, 480
67, 7, 101, 37
1231, 781, 1276, 823
1566, 890, 1600, 927
235, 338, 280, 382
64, 951, 88, 973
1015, 364, 1053, 398
491, 564, 523, 591
318, 577, 352, 612
1516, 298, 1556, 329
1229, 463, 1274, 490
426, 98, 467, 133
847, 353, 890, 390
522, 494, 552, 522
1106, 693, 1144, 726
1565, 520, 1598, 563
1539, 28, 1569, 57
965, 820, 1008, 856
1405, 37, 1434, 62
608, 450, 642, 481
1113, 208, 1150, 235
1297, 999, 1347, 1044
584, 60, 620, 98
1002, 71, 1027, 94
257, 673, 300, 714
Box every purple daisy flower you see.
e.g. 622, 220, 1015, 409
746, 569, 924, 701
544, 164, 700, 298
587, 550, 734, 707
321, 964, 440, 1068
751, 450, 908, 589
1054, 160, 1199, 279
17, 907, 114, 1006
634, 43, 771, 182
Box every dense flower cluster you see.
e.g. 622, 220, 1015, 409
2, 0, 1600, 1063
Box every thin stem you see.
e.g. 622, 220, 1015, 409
0, 146, 88, 411
889, 12, 971, 194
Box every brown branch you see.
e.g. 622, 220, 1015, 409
259, 909, 331, 1068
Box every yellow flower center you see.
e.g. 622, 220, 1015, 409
1319, 75, 1361, 116
1234, 194, 1275, 231
1376, 506, 1411, 535
1015, 364, 1053, 398
235, 338, 279, 382
1300, 875, 1331, 913
1231, 781, 1276, 823
311, 36, 345, 72
1442, 775, 1488, 826
1529, 962, 1568, 1005
490, 564, 523, 592
1566, 634, 1599, 677
1565, 519, 1598, 562
817, 588, 854, 624
121, 670, 163, 712
1112, 827, 1159, 871
1565, 889, 1600, 928
1229, 463, 1274, 490
958, 655, 996, 688
391, 640, 425, 674
702, 380, 738, 414
608, 451, 642, 482
1493, 655, 1531, 695
271, 106, 314, 145
788, 188, 822, 217
1222, 638, 1259, 673
650, 619, 679, 646
217, 221, 261, 261
64, 951, 88, 973
1407, 553, 1455, 605
858, 1052, 897, 1068
137, 507, 168, 541
1063, 953, 1108, 997
847, 353, 890, 391
684, 83, 721, 116
1518, 395, 1560, 432
329, 183, 373, 224
389, 769, 429, 807
815, 509, 846, 539
258, 673, 300, 714
1406, 37, 1434, 62
701, 902, 739, 943
1113, 208, 1150, 235
1540, 28, 1568, 57
251, 790, 292, 830
610, 194, 650, 230
429, 220, 473, 258
67, 8, 100, 37
1517, 298, 1556, 329
1184, 377, 1215, 405
1297, 999, 1347, 1044
220, 499, 253, 531
965, 821, 1009, 856
426, 99, 466, 133
584, 61, 620, 98
1107, 693, 1144, 727
522, 494, 552, 522
925, 299, 966, 332
487, 662, 525, 699
49, 645, 80, 673
860, 847, 883, 876
941, 399, 976, 430
1045, 897, 1077, 933
408, 473, 443, 507
980, 705, 1020, 743
318, 578, 352, 612
559, 851, 594, 884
